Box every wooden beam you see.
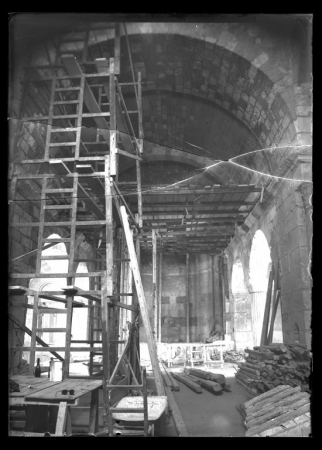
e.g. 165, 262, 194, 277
165, 387, 189, 437
55, 402, 68, 435
260, 266, 274, 346
120, 206, 165, 396
152, 229, 157, 341
267, 289, 281, 344
158, 252, 162, 343
186, 254, 190, 343
109, 58, 117, 176
114, 23, 121, 75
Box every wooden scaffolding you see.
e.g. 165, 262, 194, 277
9, 23, 164, 436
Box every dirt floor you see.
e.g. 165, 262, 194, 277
160, 363, 253, 437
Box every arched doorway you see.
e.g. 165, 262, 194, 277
248, 230, 283, 345
231, 258, 253, 350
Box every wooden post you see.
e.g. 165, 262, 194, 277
186, 254, 190, 343
267, 262, 281, 344
152, 229, 157, 341
63, 287, 75, 380
29, 293, 39, 375
114, 23, 121, 75
103, 155, 113, 379
260, 266, 274, 346
109, 58, 117, 177
158, 252, 162, 343
136, 72, 143, 228
220, 256, 226, 335
120, 206, 165, 396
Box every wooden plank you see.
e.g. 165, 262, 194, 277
246, 393, 309, 428
160, 364, 173, 388
267, 290, 281, 344
235, 376, 257, 396
246, 403, 311, 436
120, 206, 165, 396
245, 385, 295, 409
88, 388, 99, 434
29, 292, 39, 375
170, 372, 202, 393
16, 346, 103, 352
55, 402, 68, 435
260, 267, 274, 345
63, 293, 73, 379
246, 386, 301, 417
152, 229, 157, 340
157, 252, 162, 342
109, 58, 117, 176
186, 253, 190, 342
25, 379, 102, 402
168, 372, 180, 392
165, 386, 189, 437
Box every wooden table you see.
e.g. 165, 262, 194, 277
9, 375, 102, 435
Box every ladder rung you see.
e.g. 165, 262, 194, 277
51, 127, 78, 132
52, 114, 78, 119
18, 347, 103, 352
41, 256, 70, 260
53, 100, 80, 105
44, 205, 73, 210
42, 238, 72, 242
45, 188, 73, 193
38, 308, 68, 314
36, 328, 67, 332
55, 87, 81, 92
106, 385, 143, 389
49, 142, 77, 147
110, 408, 145, 413
82, 112, 110, 118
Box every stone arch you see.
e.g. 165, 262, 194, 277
249, 229, 271, 292
248, 229, 283, 344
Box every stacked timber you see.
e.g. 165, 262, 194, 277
170, 372, 202, 393
243, 385, 311, 437
182, 367, 231, 394
235, 343, 311, 396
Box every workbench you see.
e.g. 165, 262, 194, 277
9, 375, 102, 435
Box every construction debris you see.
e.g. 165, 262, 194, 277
203, 331, 224, 343
235, 343, 311, 396
223, 350, 246, 363
242, 385, 311, 437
